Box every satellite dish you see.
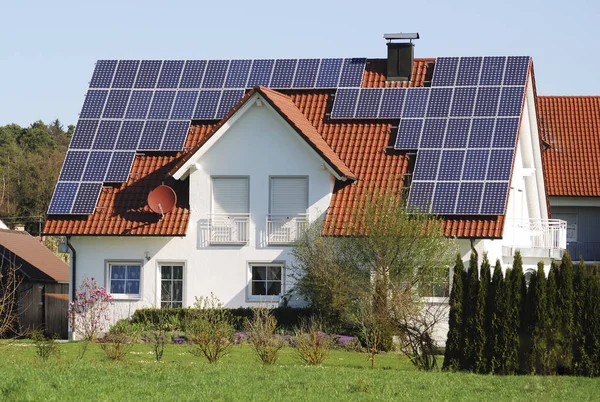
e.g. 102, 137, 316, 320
148, 185, 177, 216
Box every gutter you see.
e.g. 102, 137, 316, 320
66, 236, 76, 304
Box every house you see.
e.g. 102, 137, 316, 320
538, 96, 600, 263
43, 36, 565, 332
0, 229, 69, 338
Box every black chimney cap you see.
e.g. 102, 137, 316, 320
383, 33, 420, 41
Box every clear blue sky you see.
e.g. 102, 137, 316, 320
1, 0, 598, 127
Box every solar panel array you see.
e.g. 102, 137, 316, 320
49, 58, 367, 215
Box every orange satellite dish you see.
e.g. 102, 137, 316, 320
148, 185, 177, 215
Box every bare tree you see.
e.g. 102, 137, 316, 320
0, 251, 23, 337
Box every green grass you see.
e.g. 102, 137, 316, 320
0, 341, 599, 401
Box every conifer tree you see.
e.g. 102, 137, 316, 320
474, 253, 490, 373
462, 252, 479, 371
443, 254, 465, 372
504, 254, 524, 375
585, 265, 600, 376
556, 252, 575, 374
546, 262, 559, 374
573, 257, 590, 376
485, 259, 501, 373
531, 262, 549, 374
489, 260, 505, 374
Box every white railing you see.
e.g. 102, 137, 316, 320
506, 218, 567, 251
209, 213, 250, 244
266, 214, 308, 245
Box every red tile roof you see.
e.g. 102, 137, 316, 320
538, 96, 600, 197
44, 58, 507, 238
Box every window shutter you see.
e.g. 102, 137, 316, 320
212, 177, 249, 214
270, 177, 308, 215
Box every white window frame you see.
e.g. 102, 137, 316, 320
106, 260, 143, 300
247, 262, 285, 302
157, 261, 186, 308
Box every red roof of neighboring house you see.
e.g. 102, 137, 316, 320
44, 58, 508, 238
538, 96, 600, 197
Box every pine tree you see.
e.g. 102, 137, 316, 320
443, 254, 465, 371
462, 252, 479, 371
546, 262, 559, 374
556, 252, 575, 374
504, 253, 524, 375
531, 262, 550, 374
474, 253, 490, 373
489, 260, 505, 374
573, 257, 590, 375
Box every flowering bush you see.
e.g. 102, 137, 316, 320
333, 335, 363, 352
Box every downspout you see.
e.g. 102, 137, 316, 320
66, 236, 76, 304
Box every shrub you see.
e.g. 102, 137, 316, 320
295, 317, 332, 366
30, 330, 60, 361
334, 335, 363, 352
245, 308, 285, 365
99, 331, 133, 361
188, 294, 235, 363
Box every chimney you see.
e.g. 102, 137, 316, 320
384, 33, 419, 82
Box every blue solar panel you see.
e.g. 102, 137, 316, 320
82, 151, 111, 181
179, 60, 206, 89
202, 60, 229, 89
90, 60, 117, 88
48, 182, 78, 214
331, 88, 359, 118
432, 182, 460, 214
444, 118, 470, 148
408, 181, 435, 213
420, 119, 447, 148
93, 120, 121, 150
71, 182, 102, 214
403, 88, 429, 118
102, 90, 130, 118
481, 182, 508, 214
426, 88, 452, 118
247, 59, 274, 87
216, 89, 245, 119
456, 182, 484, 214
503, 56, 529, 86
161, 121, 190, 151
80, 90, 108, 118
125, 90, 153, 119
225, 59, 251, 88
395, 119, 423, 149
170, 91, 199, 120
270, 59, 297, 88
157, 60, 184, 88
450, 87, 476, 117
413, 150, 441, 180
479, 57, 505, 86
193, 90, 221, 119
139, 120, 167, 150
59, 151, 89, 181
116, 121, 144, 150
293, 59, 320, 88
70, 120, 98, 149
498, 86, 524, 117
148, 91, 176, 119
105, 151, 135, 182
112, 60, 140, 88
431, 57, 459, 87
468, 118, 494, 148
438, 150, 464, 180
378, 88, 406, 119
355, 88, 383, 118
493, 118, 520, 148
338, 58, 366, 87
456, 57, 482, 86
462, 150, 489, 180
474, 87, 500, 117
315, 58, 343, 88
487, 150, 514, 181
134, 60, 162, 89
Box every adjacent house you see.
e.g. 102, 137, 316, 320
43, 37, 566, 330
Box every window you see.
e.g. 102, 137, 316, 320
160, 264, 184, 308
210, 177, 250, 244
108, 262, 141, 298
419, 266, 450, 298
248, 263, 283, 301
267, 177, 308, 244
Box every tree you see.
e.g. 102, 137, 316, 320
0, 252, 22, 337
462, 252, 479, 371
506, 252, 524, 374
546, 262, 560, 373
584, 265, 600, 376
489, 260, 505, 374
443, 255, 465, 371
528, 263, 547, 374
556, 252, 575, 374
474, 253, 490, 373
573, 257, 591, 375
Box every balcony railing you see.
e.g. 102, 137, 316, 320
266, 214, 308, 245
208, 213, 250, 244
505, 218, 567, 253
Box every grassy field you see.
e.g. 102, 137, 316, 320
0, 342, 598, 401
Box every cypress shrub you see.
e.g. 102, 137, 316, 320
462, 252, 479, 371
530, 261, 550, 374
585, 265, 600, 376
443, 254, 465, 372
503, 263, 522, 375
489, 260, 505, 374
474, 253, 490, 373
556, 252, 575, 374
573, 258, 591, 375
546, 262, 560, 374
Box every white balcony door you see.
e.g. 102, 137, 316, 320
270, 177, 308, 215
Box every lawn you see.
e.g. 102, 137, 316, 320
0, 342, 598, 401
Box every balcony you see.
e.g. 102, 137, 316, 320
502, 218, 567, 259
266, 214, 308, 245
208, 213, 250, 245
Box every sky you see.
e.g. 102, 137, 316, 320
1, 0, 599, 128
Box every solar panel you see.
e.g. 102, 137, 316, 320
395, 119, 423, 149
420, 119, 447, 148
270, 59, 297, 88
90, 60, 117, 88
138, 120, 167, 150
455, 57, 482, 86
480, 182, 508, 214
315, 58, 343, 88
157, 60, 184, 88
105, 151, 135, 182
468, 118, 494, 148
82, 151, 112, 181
148, 90, 176, 119
179, 60, 206, 89
225, 59, 251, 88
450, 87, 476, 117
92, 120, 121, 150
125, 90, 153, 119
216, 89, 245, 119
247, 59, 274, 87
80, 90, 108, 118
444, 118, 470, 148
487, 149, 514, 181
413, 150, 441, 180
103, 90, 131, 118
474, 87, 500, 117
112, 60, 140, 88
407, 181, 434, 212
48, 182, 78, 214
479, 56, 506, 86
432, 182, 460, 214
431, 57, 458, 87
338, 58, 366, 87
498, 86, 524, 117
161, 121, 191, 151
331, 88, 359, 118
378, 88, 406, 119
437, 150, 464, 180
135, 60, 162, 89
193, 90, 221, 119
170, 91, 199, 120
462, 149, 489, 180
455, 182, 484, 214
493, 118, 520, 148
70, 120, 98, 149
503, 56, 530, 86
59, 151, 89, 181
116, 120, 144, 150
202, 60, 229, 89
426, 88, 452, 118
355, 88, 383, 118
403, 88, 429, 118
71, 182, 102, 214
293, 59, 320, 88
